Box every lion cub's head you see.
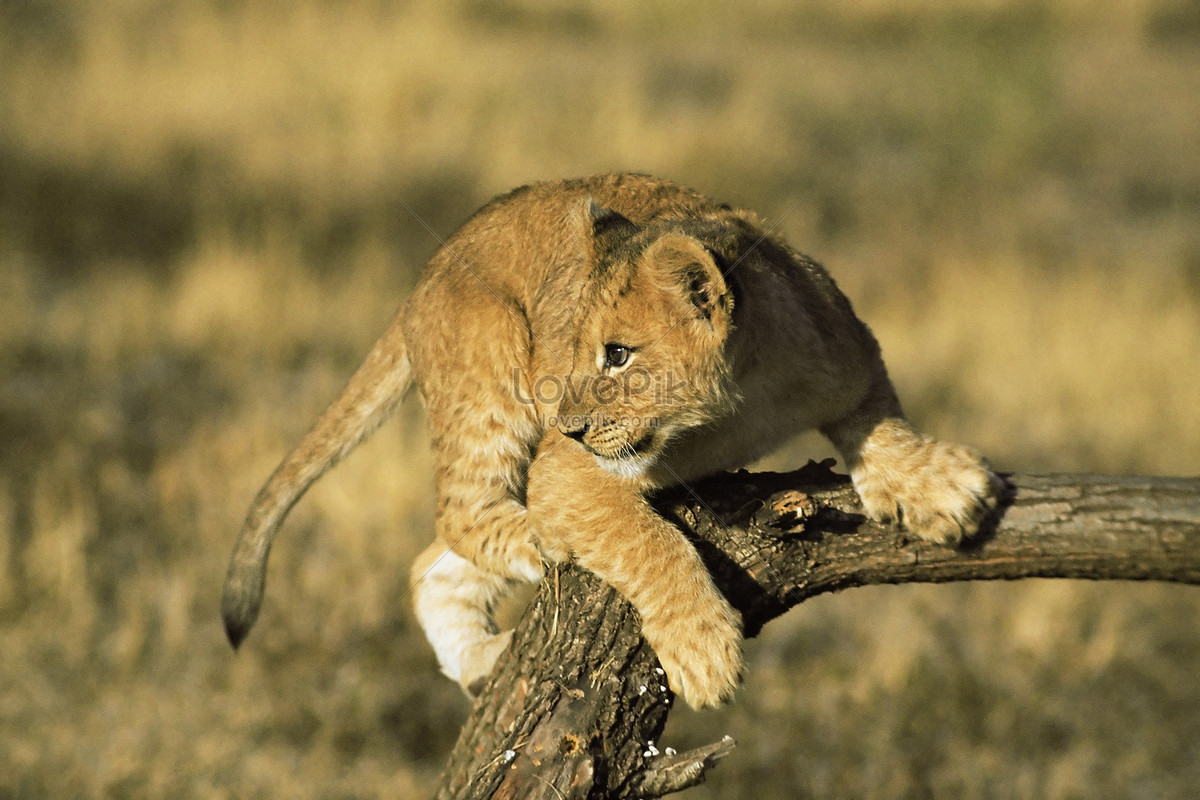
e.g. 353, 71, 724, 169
554, 201, 741, 479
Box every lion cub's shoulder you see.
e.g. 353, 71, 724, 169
466, 173, 726, 229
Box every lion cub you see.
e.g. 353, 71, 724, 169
222, 174, 999, 708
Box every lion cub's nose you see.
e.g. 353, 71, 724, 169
558, 415, 590, 442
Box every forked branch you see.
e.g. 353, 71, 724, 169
435, 465, 1200, 799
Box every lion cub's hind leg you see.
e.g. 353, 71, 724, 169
411, 478, 543, 693
407, 293, 547, 693
411, 540, 529, 694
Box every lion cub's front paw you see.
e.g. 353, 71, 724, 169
853, 422, 1000, 545
641, 595, 744, 710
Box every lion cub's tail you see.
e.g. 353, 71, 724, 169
221, 313, 414, 649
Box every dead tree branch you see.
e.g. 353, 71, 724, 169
434, 465, 1200, 799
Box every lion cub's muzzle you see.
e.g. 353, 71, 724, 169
557, 413, 657, 460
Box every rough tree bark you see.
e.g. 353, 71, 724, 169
433, 464, 1200, 799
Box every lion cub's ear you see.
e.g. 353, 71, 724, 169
644, 234, 733, 323
575, 197, 638, 260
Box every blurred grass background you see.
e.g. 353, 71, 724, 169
2, 0, 1200, 797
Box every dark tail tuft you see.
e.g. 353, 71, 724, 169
224, 616, 249, 651
221, 568, 263, 651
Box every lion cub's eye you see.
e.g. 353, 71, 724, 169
603, 343, 632, 370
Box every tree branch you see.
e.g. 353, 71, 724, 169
435, 465, 1200, 799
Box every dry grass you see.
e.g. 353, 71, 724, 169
2, 1, 1199, 797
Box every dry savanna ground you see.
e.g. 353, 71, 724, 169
2, 1, 1200, 797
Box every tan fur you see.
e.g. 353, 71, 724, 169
222, 173, 1000, 709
